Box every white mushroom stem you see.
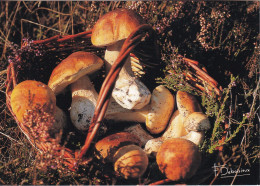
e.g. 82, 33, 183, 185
181, 131, 205, 146
144, 138, 163, 157
105, 40, 151, 110
70, 75, 98, 131
124, 124, 154, 147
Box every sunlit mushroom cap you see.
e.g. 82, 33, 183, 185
156, 138, 201, 181
176, 91, 202, 118
10, 80, 56, 123
91, 8, 145, 47
95, 132, 142, 162
48, 51, 103, 95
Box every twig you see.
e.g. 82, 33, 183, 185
0, 131, 24, 145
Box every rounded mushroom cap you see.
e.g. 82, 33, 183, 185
48, 51, 103, 95
184, 112, 211, 132
10, 80, 56, 123
156, 138, 201, 181
176, 91, 202, 118
114, 144, 148, 179
95, 132, 142, 162
146, 85, 175, 134
91, 8, 145, 47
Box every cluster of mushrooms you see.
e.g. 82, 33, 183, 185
9, 9, 211, 182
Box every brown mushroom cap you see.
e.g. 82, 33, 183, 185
10, 80, 56, 123
156, 138, 201, 181
91, 8, 145, 47
95, 132, 142, 162
113, 144, 148, 179
176, 91, 202, 118
48, 51, 104, 95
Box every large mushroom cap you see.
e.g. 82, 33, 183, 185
91, 8, 145, 47
48, 51, 103, 95
10, 80, 56, 123
156, 138, 201, 181
95, 132, 142, 162
176, 91, 202, 118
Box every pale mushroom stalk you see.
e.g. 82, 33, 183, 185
70, 75, 98, 131
104, 40, 151, 109
181, 131, 205, 146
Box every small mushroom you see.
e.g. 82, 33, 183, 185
48, 51, 104, 131
144, 137, 163, 157
95, 132, 148, 179
183, 112, 211, 132
106, 85, 175, 134
91, 8, 151, 110
176, 91, 202, 118
113, 144, 148, 179
95, 132, 142, 162
156, 138, 201, 181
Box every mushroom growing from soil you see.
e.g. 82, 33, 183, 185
156, 138, 201, 181
106, 85, 175, 134
91, 8, 151, 110
95, 132, 148, 179
48, 51, 104, 131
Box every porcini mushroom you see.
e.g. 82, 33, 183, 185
10, 80, 66, 145
176, 91, 202, 118
113, 144, 148, 179
106, 85, 175, 134
124, 124, 153, 147
91, 8, 151, 110
48, 51, 104, 131
95, 132, 148, 179
156, 138, 201, 181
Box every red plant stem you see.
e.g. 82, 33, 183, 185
57, 30, 92, 42
33, 35, 61, 44
149, 178, 173, 185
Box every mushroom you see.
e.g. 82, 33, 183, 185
144, 91, 210, 157
95, 132, 148, 179
10, 80, 66, 145
162, 110, 188, 141
106, 85, 175, 134
176, 91, 202, 118
91, 8, 151, 110
113, 144, 148, 179
48, 51, 104, 131
144, 137, 163, 157
156, 138, 201, 181
124, 124, 153, 147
